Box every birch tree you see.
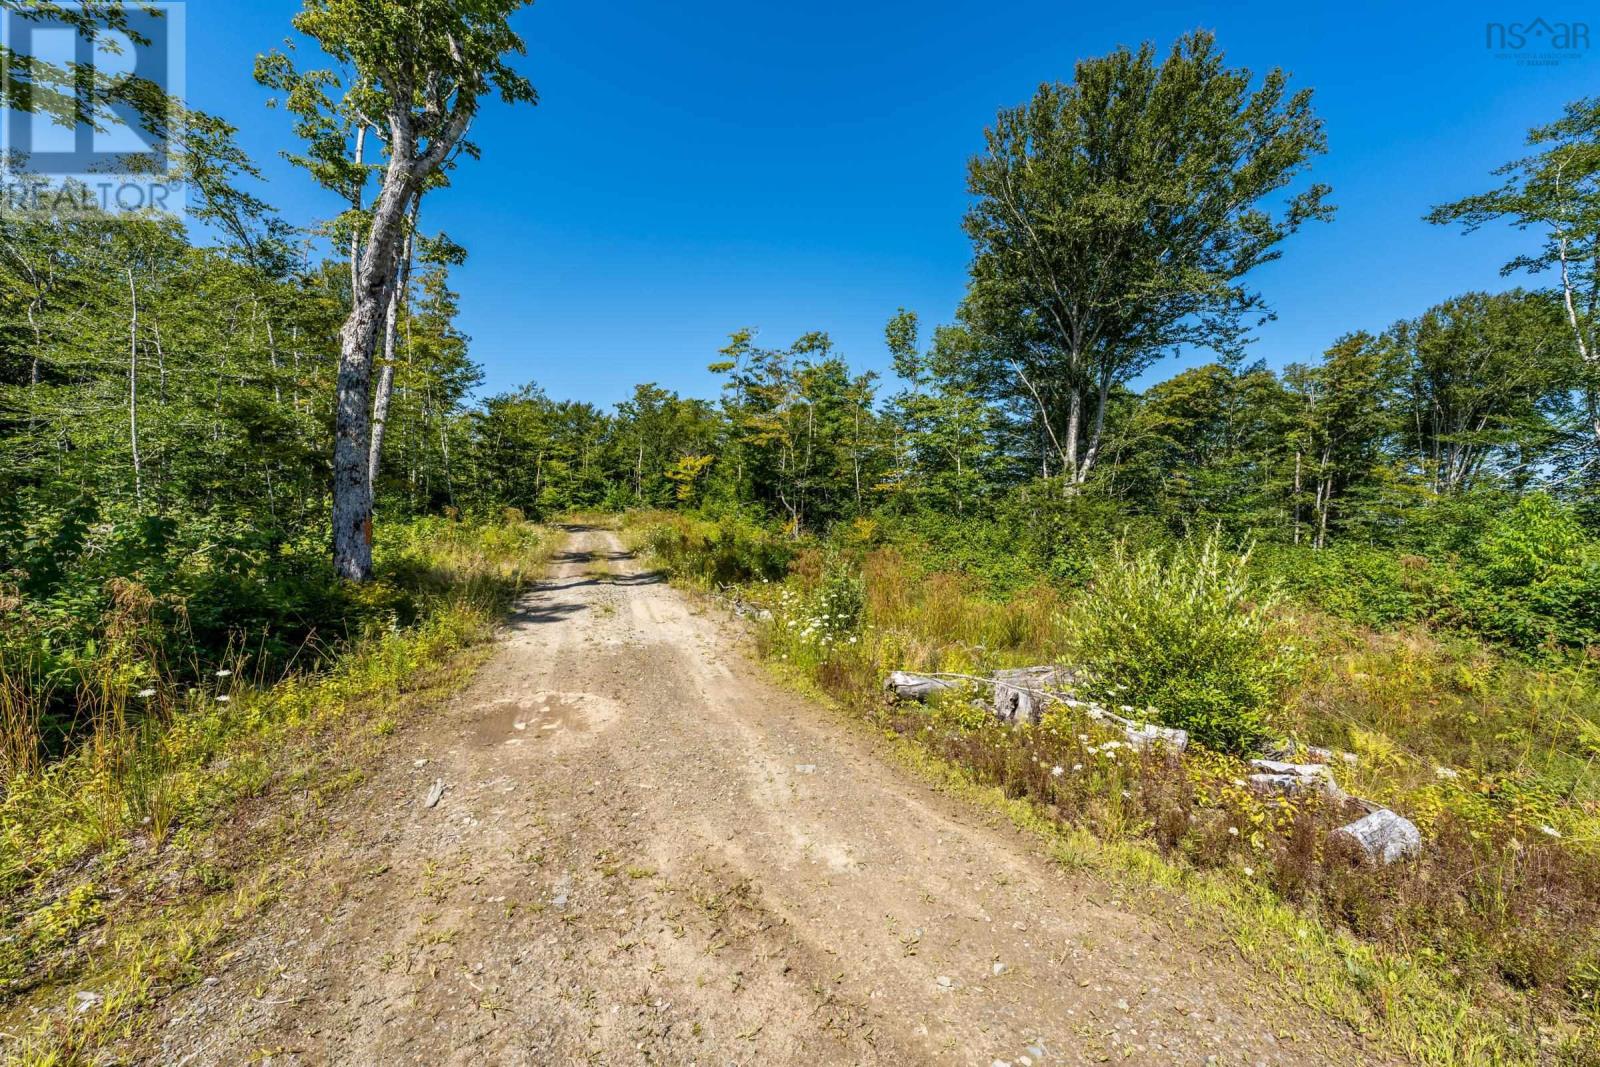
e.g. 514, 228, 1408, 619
258, 0, 535, 580
1428, 97, 1600, 475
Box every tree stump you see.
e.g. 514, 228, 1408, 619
992, 666, 1075, 724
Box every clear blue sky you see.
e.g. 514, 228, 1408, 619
182, 1, 1594, 407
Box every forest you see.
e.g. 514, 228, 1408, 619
1, 2, 1599, 1064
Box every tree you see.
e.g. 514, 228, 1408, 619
1284, 334, 1395, 548
710, 330, 883, 532
1387, 291, 1571, 495
1107, 360, 1298, 535
1429, 98, 1600, 470
259, 0, 536, 580
961, 31, 1331, 487
884, 310, 1001, 516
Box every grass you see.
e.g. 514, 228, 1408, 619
0, 517, 553, 1065
626, 509, 1600, 1065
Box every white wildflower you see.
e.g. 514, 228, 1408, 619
1228, 826, 1240, 836
136, 688, 157, 698
1051, 765, 1064, 777
1072, 763, 1083, 772
215, 668, 232, 678
1540, 824, 1561, 839
1242, 866, 1254, 877
215, 694, 231, 703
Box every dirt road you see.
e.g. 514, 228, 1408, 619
157, 527, 1365, 1065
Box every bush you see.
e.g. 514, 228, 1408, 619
1254, 542, 1433, 628
635, 511, 795, 587
1456, 494, 1600, 653
1068, 533, 1297, 753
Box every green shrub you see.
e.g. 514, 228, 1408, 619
1456, 494, 1600, 652
813, 562, 865, 640
636, 511, 795, 587
1069, 533, 1297, 753
1254, 542, 1432, 628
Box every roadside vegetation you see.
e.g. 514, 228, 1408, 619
625, 507, 1600, 1064
0, 516, 550, 1063
4, 1, 1600, 1061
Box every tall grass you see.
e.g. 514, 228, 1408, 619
630, 510, 1600, 1063
0, 516, 551, 1058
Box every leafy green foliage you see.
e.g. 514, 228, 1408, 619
1069, 535, 1297, 753
961, 30, 1331, 485
634, 511, 795, 588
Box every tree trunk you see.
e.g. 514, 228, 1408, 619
1063, 388, 1081, 490
26, 302, 40, 388
1077, 370, 1112, 483
1292, 448, 1303, 546
332, 114, 429, 581
368, 203, 416, 491
126, 268, 142, 509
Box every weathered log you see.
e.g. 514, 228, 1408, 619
1332, 808, 1421, 864
1119, 719, 1189, 752
992, 666, 1076, 724
732, 602, 774, 622
1248, 758, 1344, 800
1306, 745, 1359, 766
885, 671, 957, 702
1263, 739, 1358, 766
1250, 758, 1337, 783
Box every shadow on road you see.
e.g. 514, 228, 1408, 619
506, 527, 666, 629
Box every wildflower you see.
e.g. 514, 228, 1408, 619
137, 688, 157, 698
1242, 866, 1254, 877
1072, 763, 1083, 772
1231, 778, 1247, 788
1228, 826, 1239, 836
1541, 825, 1562, 839
216, 694, 231, 703
1077, 734, 1089, 743
1119, 705, 1133, 713
1051, 765, 1064, 777
215, 668, 232, 678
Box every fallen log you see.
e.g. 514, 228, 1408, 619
1331, 808, 1421, 865
1247, 759, 1346, 801
885, 671, 958, 702
1263, 739, 1358, 766
1118, 719, 1189, 752
992, 666, 1077, 724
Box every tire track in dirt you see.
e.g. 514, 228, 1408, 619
156, 526, 1378, 1066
